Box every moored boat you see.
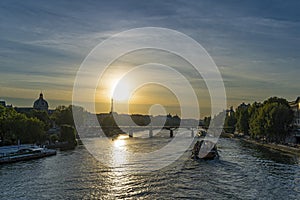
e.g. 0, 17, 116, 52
0, 145, 56, 164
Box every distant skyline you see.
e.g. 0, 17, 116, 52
1, 0, 299, 117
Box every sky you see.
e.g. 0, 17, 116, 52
0, 0, 299, 118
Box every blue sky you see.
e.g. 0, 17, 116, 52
0, 0, 299, 115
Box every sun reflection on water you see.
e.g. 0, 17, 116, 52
113, 135, 127, 148
111, 135, 128, 169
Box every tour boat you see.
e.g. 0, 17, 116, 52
197, 128, 207, 137
0, 146, 56, 164
192, 140, 219, 160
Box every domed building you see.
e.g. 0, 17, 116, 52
33, 92, 49, 111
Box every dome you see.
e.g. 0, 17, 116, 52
33, 92, 49, 111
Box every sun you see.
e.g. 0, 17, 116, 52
111, 79, 132, 101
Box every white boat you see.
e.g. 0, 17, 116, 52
0, 145, 56, 164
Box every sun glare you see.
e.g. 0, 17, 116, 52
113, 135, 128, 148
113, 139, 125, 148
111, 80, 131, 101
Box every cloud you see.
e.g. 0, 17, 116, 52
0, 0, 299, 116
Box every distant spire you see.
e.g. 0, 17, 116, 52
39, 91, 43, 99
110, 98, 113, 113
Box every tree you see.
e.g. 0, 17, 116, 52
0, 106, 46, 145
0, 106, 27, 144
0, 106, 17, 144
22, 117, 46, 144
249, 97, 293, 143
60, 125, 77, 146
264, 103, 293, 142
99, 115, 121, 137
235, 103, 250, 134
249, 106, 265, 139
51, 105, 85, 127
26, 109, 51, 130
49, 134, 59, 144
51, 105, 74, 126
224, 111, 237, 133
165, 114, 181, 128
131, 114, 151, 126
248, 102, 262, 120
263, 96, 290, 108
203, 116, 211, 129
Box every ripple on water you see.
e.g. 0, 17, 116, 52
0, 138, 299, 199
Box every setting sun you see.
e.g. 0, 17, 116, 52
111, 79, 132, 102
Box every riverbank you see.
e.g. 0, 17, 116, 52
46, 142, 76, 150
241, 138, 300, 156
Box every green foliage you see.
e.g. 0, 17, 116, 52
26, 109, 51, 130
99, 115, 121, 137
164, 114, 181, 128
51, 105, 85, 127
248, 102, 262, 119
51, 105, 74, 126
22, 117, 45, 144
203, 116, 211, 129
49, 134, 59, 143
131, 114, 151, 126
60, 125, 77, 146
249, 106, 266, 139
235, 103, 250, 134
263, 97, 290, 107
0, 107, 25, 144
0, 105, 46, 145
101, 115, 118, 127
249, 97, 293, 143
224, 112, 237, 133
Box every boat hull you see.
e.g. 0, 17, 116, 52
193, 150, 218, 160
0, 149, 56, 164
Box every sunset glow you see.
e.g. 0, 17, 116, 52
0, 1, 299, 199
111, 79, 132, 102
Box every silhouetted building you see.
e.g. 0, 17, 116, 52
33, 92, 49, 111
14, 107, 33, 113
0, 100, 6, 107
109, 98, 117, 115
14, 92, 50, 114
226, 106, 235, 117
290, 97, 300, 128
0, 100, 12, 108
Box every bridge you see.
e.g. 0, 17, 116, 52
124, 126, 198, 138
80, 125, 199, 138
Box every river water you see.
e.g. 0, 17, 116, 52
0, 129, 300, 199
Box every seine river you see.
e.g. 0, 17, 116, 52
1, 129, 300, 199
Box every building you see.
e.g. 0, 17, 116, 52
289, 97, 300, 129
288, 97, 300, 143
33, 92, 49, 111
14, 107, 34, 113
0, 100, 12, 108
0, 100, 5, 107
14, 92, 50, 114
226, 106, 235, 117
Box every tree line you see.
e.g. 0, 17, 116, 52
0, 106, 47, 145
1, 97, 293, 145
0, 105, 81, 146
222, 97, 293, 143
